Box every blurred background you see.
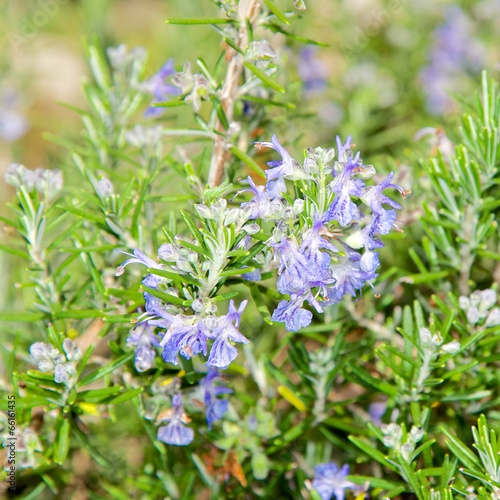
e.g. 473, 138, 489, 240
1, 0, 500, 200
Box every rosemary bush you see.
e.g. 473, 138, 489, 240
1, 2, 500, 500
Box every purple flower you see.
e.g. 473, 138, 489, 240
312, 463, 356, 500
0, 89, 29, 142
255, 135, 304, 199
344, 220, 385, 251
115, 248, 163, 292
335, 136, 353, 166
202, 366, 232, 430
157, 393, 194, 446
420, 7, 485, 115
271, 238, 317, 295
361, 171, 408, 217
126, 322, 160, 372
324, 153, 364, 226
140, 59, 180, 117
297, 46, 328, 95
271, 294, 313, 332
242, 266, 262, 282
371, 208, 399, 236
206, 300, 249, 369
238, 176, 274, 219
368, 397, 387, 426
115, 249, 160, 275
160, 321, 209, 365
300, 216, 339, 269
325, 250, 379, 304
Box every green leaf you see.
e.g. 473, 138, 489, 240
348, 435, 397, 471
230, 146, 267, 178
78, 352, 134, 387
150, 98, 186, 108
165, 17, 233, 25
400, 271, 450, 284
263, 23, 329, 46
104, 387, 144, 405
0, 311, 46, 322
147, 267, 200, 286
249, 284, 273, 325
53, 309, 104, 319
345, 362, 398, 396
140, 285, 186, 306
323, 417, 371, 436
263, 0, 290, 24
211, 291, 240, 303
191, 453, 214, 487
219, 266, 256, 277
54, 418, 71, 465
397, 458, 423, 500
347, 475, 405, 490
243, 61, 285, 93
251, 453, 270, 480
146, 194, 197, 203
243, 95, 295, 109
477, 249, 500, 261
180, 210, 204, 246
0, 244, 30, 259
440, 427, 481, 471
77, 386, 123, 402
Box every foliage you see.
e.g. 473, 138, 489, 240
1, 1, 500, 500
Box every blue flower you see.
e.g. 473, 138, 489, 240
157, 393, 194, 446
297, 46, 328, 95
255, 135, 304, 199
361, 171, 408, 218
116, 248, 164, 303
115, 248, 160, 276
312, 463, 356, 500
140, 59, 180, 117
324, 153, 364, 226
126, 322, 160, 372
160, 321, 209, 365
373, 208, 399, 235
238, 176, 274, 219
335, 135, 353, 166
325, 249, 379, 304
271, 294, 314, 332
368, 396, 387, 426
271, 238, 317, 295
206, 300, 249, 369
202, 366, 232, 430
0, 88, 29, 142
242, 266, 262, 282
419, 7, 484, 115
299, 216, 339, 271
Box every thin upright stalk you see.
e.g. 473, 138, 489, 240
207, 0, 262, 188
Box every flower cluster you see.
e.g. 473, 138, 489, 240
29, 339, 82, 386
381, 423, 424, 463
312, 462, 356, 500
153, 369, 231, 446
156, 393, 194, 446
416, 327, 460, 391
201, 366, 232, 431
248, 134, 408, 332
420, 6, 484, 115
138, 58, 180, 116
459, 289, 500, 328
117, 247, 249, 371
5, 163, 63, 199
